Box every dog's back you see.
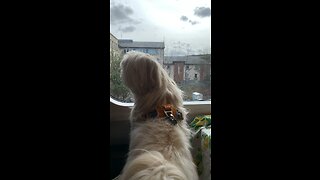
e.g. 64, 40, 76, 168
119, 151, 186, 180
119, 120, 198, 180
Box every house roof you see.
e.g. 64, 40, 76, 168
110, 33, 117, 40
118, 40, 165, 49
164, 54, 211, 65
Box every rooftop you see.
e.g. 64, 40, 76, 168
110, 33, 117, 40
118, 39, 165, 49
164, 54, 211, 65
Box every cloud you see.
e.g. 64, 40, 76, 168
110, 4, 140, 25
180, 16, 188, 21
189, 20, 199, 25
194, 7, 211, 17
118, 26, 136, 33
180, 15, 199, 25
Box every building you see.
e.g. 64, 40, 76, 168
118, 39, 165, 66
164, 54, 211, 84
110, 33, 121, 55
110, 33, 165, 65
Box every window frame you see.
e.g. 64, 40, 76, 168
110, 97, 211, 122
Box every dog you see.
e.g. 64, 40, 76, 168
117, 51, 199, 180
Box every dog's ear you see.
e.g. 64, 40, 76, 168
121, 52, 163, 95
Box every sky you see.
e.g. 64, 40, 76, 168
110, 0, 211, 56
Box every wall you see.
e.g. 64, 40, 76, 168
110, 34, 120, 55
185, 65, 200, 81
173, 62, 185, 83
165, 63, 211, 83
200, 64, 211, 81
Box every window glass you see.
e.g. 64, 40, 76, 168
110, 0, 211, 102
147, 49, 158, 55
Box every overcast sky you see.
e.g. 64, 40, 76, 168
110, 0, 211, 56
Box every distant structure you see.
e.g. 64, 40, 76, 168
118, 39, 165, 66
164, 54, 211, 84
110, 33, 121, 55
110, 33, 165, 65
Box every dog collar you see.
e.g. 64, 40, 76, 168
145, 104, 183, 125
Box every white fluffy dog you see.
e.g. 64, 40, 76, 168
118, 51, 199, 180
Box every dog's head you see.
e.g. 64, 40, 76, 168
120, 51, 184, 111
120, 51, 163, 96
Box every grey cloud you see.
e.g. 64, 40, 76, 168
118, 26, 136, 33
111, 4, 139, 25
180, 15, 199, 25
189, 20, 199, 25
194, 7, 211, 17
180, 16, 188, 21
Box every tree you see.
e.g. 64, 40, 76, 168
110, 50, 131, 101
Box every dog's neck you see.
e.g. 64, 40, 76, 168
143, 104, 183, 125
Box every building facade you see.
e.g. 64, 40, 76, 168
110, 33, 121, 55
110, 33, 165, 65
164, 54, 211, 84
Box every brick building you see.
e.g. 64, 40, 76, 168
164, 54, 211, 84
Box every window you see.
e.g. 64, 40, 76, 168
110, 0, 211, 103
147, 49, 158, 55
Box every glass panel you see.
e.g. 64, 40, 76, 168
110, 0, 211, 102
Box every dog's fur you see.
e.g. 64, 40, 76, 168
118, 51, 199, 180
